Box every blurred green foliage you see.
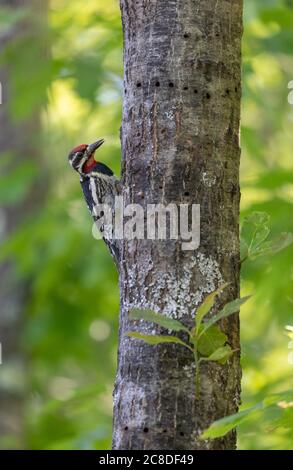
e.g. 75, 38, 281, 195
0, 0, 292, 450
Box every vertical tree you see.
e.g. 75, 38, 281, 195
113, 0, 243, 449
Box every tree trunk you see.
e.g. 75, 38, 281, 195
113, 0, 243, 450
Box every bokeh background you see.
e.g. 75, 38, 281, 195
0, 0, 292, 450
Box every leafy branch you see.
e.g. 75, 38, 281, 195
126, 286, 251, 399
200, 325, 293, 440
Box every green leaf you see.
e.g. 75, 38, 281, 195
251, 232, 293, 259
195, 283, 229, 331
197, 325, 227, 357
200, 404, 263, 439
263, 391, 293, 407
200, 345, 233, 364
240, 212, 271, 261
201, 391, 293, 439
201, 296, 251, 334
126, 332, 191, 350
129, 308, 189, 333
272, 407, 293, 431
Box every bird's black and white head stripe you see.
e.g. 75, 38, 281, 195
68, 139, 107, 176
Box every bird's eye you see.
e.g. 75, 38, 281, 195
76, 152, 83, 157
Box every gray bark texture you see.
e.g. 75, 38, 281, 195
113, 0, 243, 450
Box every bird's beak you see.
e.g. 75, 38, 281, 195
86, 139, 105, 156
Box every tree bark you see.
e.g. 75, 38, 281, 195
113, 0, 243, 450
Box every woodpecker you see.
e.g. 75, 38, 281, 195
68, 139, 121, 263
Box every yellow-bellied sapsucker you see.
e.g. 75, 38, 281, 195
68, 139, 121, 263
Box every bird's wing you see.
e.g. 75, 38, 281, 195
80, 177, 95, 214
80, 175, 120, 265
94, 162, 114, 176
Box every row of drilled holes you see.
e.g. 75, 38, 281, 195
135, 82, 175, 89
133, 83, 238, 98
124, 426, 185, 436
137, 191, 190, 199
